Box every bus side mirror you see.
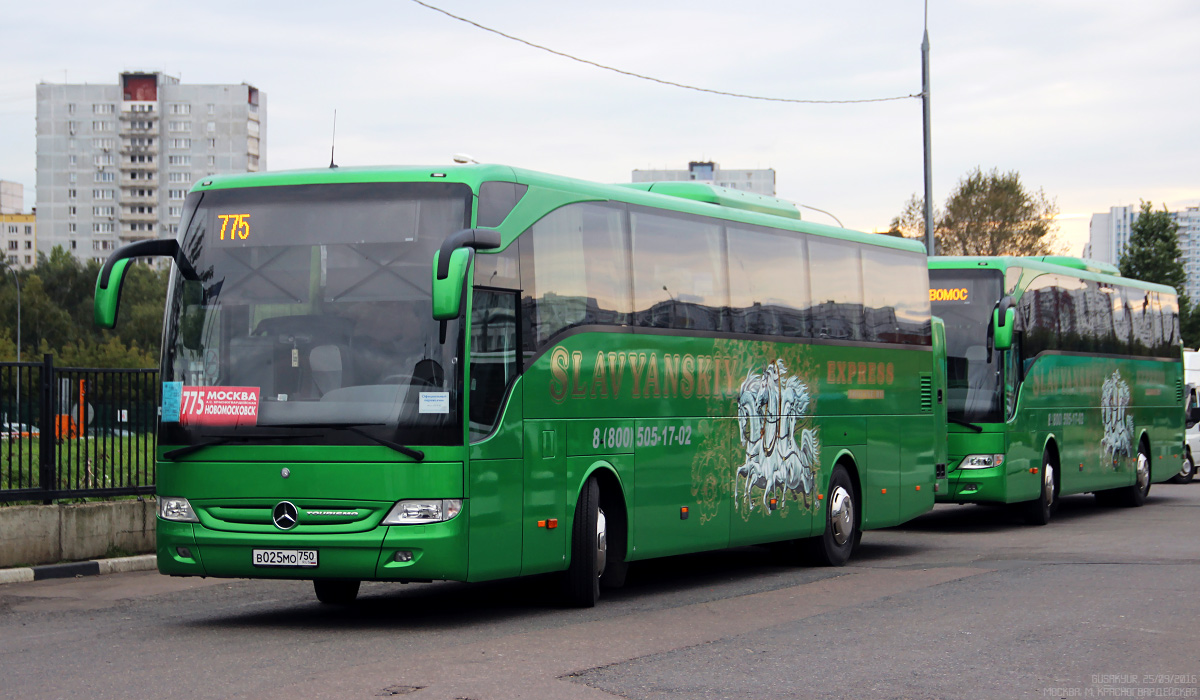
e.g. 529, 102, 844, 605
94, 258, 132, 329
94, 238, 197, 329
993, 307, 1015, 351
432, 247, 473, 320
431, 228, 502, 321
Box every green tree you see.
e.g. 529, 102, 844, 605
937, 167, 1060, 255
1118, 201, 1197, 346
1119, 201, 1185, 289
889, 167, 1061, 255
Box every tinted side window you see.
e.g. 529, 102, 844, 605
808, 237, 863, 341
469, 290, 519, 442
1020, 274, 1059, 357
1128, 287, 1155, 356
1110, 286, 1132, 355
1083, 280, 1116, 353
726, 225, 810, 338
1054, 275, 1086, 352
520, 203, 631, 351
477, 182, 528, 228
861, 247, 932, 345
631, 208, 727, 332
1159, 293, 1180, 355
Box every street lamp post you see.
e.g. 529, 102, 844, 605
3, 262, 19, 424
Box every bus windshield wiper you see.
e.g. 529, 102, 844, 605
162, 429, 322, 461
275, 422, 426, 461
340, 425, 425, 461
948, 417, 984, 433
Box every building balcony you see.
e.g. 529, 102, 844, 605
119, 231, 158, 244
119, 124, 158, 137
119, 210, 158, 224
121, 192, 157, 205
119, 145, 158, 156
120, 174, 157, 187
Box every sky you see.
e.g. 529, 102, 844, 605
2, 0, 1198, 255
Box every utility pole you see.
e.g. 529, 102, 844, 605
921, 4, 935, 256
2, 262, 19, 421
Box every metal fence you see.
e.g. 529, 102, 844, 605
1, 355, 157, 503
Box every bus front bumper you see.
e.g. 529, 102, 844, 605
156, 513, 469, 582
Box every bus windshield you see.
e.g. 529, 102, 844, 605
929, 268, 1004, 423
160, 182, 471, 447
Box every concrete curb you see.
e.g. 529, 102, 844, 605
0, 554, 156, 586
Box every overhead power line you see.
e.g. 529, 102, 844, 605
410, 0, 920, 105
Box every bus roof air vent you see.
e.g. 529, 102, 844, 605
618, 181, 802, 220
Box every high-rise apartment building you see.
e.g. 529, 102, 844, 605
632, 161, 776, 196
1174, 205, 1200, 300
1085, 203, 1200, 300
36, 71, 266, 263
1084, 205, 1137, 267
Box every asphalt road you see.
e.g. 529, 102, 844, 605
2, 484, 1198, 700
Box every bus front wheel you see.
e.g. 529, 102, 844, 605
807, 465, 859, 566
313, 579, 360, 605
1023, 454, 1058, 526
564, 476, 606, 607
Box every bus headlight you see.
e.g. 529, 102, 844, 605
159, 496, 199, 522
382, 499, 462, 525
960, 454, 1004, 469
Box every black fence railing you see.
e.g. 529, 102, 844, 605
1, 355, 157, 503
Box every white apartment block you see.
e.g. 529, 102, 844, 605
1086, 203, 1200, 300
1, 213, 37, 270
36, 71, 266, 264
1, 181, 36, 270
1174, 205, 1200, 301
632, 161, 776, 196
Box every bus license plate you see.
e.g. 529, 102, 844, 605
252, 549, 318, 568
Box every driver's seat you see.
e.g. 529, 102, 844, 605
310, 345, 347, 395
412, 358, 444, 388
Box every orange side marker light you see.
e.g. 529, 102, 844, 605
547, 518, 558, 529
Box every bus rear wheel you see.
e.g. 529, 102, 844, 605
1098, 445, 1152, 507
313, 579, 360, 605
1169, 449, 1195, 484
564, 476, 606, 607
806, 465, 858, 566
1023, 454, 1058, 526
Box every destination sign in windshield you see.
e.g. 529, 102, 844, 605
930, 287, 970, 302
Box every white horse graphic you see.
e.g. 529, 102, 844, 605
735, 360, 820, 511
1100, 369, 1133, 457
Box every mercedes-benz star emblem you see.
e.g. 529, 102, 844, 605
272, 501, 299, 530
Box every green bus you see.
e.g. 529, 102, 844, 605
95, 164, 945, 606
929, 255, 1187, 524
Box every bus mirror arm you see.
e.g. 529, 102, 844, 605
98, 239, 199, 290
95, 239, 198, 329
435, 229, 502, 281
432, 229, 501, 326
